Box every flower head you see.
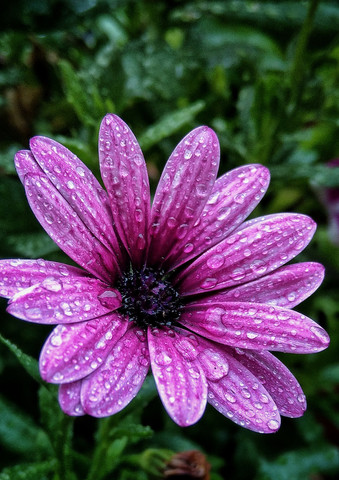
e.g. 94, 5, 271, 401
319, 158, 339, 246
0, 114, 329, 433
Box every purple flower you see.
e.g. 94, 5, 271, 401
0, 114, 329, 433
320, 159, 339, 246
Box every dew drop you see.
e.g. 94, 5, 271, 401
183, 243, 194, 253
155, 351, 173, 366
267, 419, 280, 431
200, 277, 218, 290
207, 254, 224, 270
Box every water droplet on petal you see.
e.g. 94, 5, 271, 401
207, 254, 224, 269
155, 351, 173, 366
267, 419, 280, 431
200, 277, 218, 290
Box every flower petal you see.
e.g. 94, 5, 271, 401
23, 173, 118, 282
175, 213, 316, 295
81, 326, 150, 417
202, 263, 325, 309
39, 313, 128, 383
230, 349, 306, 417
7, 276, 121, 324
15, 150, 43, 181
148, 327, 208, 426
59, 381, 85, 416
99, 114, 151, 266
28, 136, 122, 259
0, 259, 86, 299
148, 126, 220, 267
206, 345, 281, 433
181, 302, 330, 353
165, 164, 270, 270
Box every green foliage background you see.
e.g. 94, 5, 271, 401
0, 0, 339, 479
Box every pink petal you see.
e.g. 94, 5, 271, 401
202, 263, 325, 308
23, 173, 118, 282
99, 114, 151, 266
148, 326, 208, 426
58, 381, 85, 416
206, 345, 281, 433
39, 313, 128, 383
15, 150, 43, 181
7, 277, 121, 324
164, 164, 270, 270
0, 259, 86, 299
175, 213, 316, 295
148, 126, 220, 267
180, 302, 330, 353
81, 326, 150, 417
230, 349, 306, 417
29, 136, 122, 259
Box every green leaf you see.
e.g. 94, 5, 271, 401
139, 101, 205, 151
0, 461, 56, 480
5, 231, 58, 258
0, 333, 41, 384
258, 445, 339, 480
0, 395, 50, 457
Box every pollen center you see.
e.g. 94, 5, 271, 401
117, 267, 183, 329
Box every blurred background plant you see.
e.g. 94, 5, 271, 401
0, 0, 339, 479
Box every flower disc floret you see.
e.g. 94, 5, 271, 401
117, 267, 183, 328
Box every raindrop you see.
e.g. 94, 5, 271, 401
67, 180, 75, 189
207, 254, 224, 270
167, 217, 177, 228
267, 419, 280, 431
196, 183, 208, 197
42, 278, 62, 292
155, 351, 173, 366
200, 277, 218, 290
217, 207, 231, 221
184, 149, 192, 159
183, 243, 194, 253
50, 335, 63, 347
76, 166, 86, 177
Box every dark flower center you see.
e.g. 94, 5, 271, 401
117, 267, 183, 329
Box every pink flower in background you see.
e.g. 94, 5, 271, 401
0, 114, 329, 433
321, 159, 339, 246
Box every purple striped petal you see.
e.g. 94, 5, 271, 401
148, 327, 208, 426
15, 150, 43, 181
230, 348, 306, 417
202, 263, 325, 309
148, 126, 220, 267
23, 173, 118, 282
28, 136, 122, 259
7, 276, 121, 324
59, 381, 85, 416
81, 326, 150, 417
180, 302, 330, 353
175, 213, 316, 295
99, 114, 151, 266
39, 313, 128, 383
165, 164, 270, 270
206, 346, 281, 433
0, 259, 86, 299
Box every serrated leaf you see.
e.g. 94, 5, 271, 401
139, 101, 205, 151
0, 333, 41, 384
